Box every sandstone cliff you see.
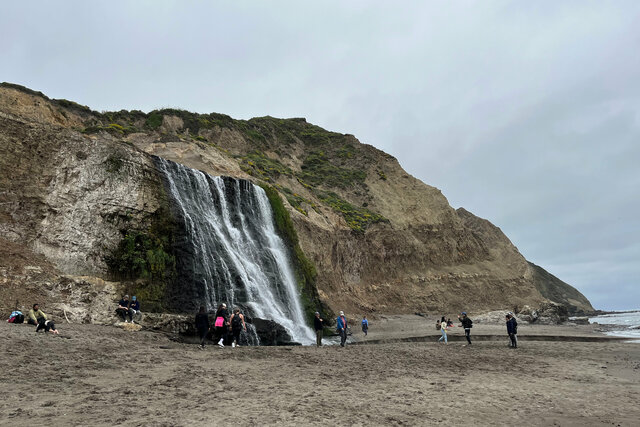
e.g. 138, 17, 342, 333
0, 83, 594, 322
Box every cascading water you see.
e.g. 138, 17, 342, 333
154, 157, 315, 345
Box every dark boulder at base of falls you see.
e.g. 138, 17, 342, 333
252, 318, 298, 346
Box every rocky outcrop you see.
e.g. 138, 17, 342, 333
252, 318, 295, 346
0, 83, 596, 322
527, 262, 594, 315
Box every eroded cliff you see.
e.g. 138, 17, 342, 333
0, 83, 594, 322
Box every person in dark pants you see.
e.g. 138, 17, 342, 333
506, 313, 518, 348
214, 303, 230, 348
28, 303, 46, 326
314, 312, 324, 347
458, 312, 473, 345
28, 304, 58, 334
116, 295, 132, 323
129, 296, 142, 323
336, 311, 348, 347
361, 316, 369, 336
229, 308, 246, 348
195, 306, 210, 350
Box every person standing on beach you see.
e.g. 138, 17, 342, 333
229, 308, 246, 348
195, 306, 210, 350
438, 316, 448, 344
361, 316, 369, 336
214, 303, 230, 348
506, 313, 518, 348
458, 312, 473, 345
314, 312, 324, 347
336, 311, 348, 347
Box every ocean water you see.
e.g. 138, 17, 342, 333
588, 311, 640, 342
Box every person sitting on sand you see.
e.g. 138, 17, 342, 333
447, 318, 454, 327
314, 312, 324, 347
229, 308, 246, 348
214, 303, 230, 348
28, 303, 58, 334
336, 311, 348, 347
116, 295, 132, 323
129, 296, 142, 323
438, 316, 448, 344
506, 312, 518, 348
361, 316, 369, 336
458, 312, 473, 345
195, 306, 210, 350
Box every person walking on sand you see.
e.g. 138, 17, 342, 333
506, 312, 518, 348
336, 311, 348, 347
214, 303, 230, 348
314, 312, 324, 347
438, 316, 448, 344
361, 316, 369, 336
195, 306, 210, 350
229, 308, 246, 348
458, 312, 473, 346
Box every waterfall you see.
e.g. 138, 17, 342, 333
154, 157, 315, 345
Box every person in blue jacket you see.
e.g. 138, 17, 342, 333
336, 311, 348, 347
130, 296, 142, 323
506, 312, 518, 348
361, 316, 369, 336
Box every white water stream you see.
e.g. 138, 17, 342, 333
156, 157, 315, 345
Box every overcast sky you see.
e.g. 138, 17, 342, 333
2, 1, 638, 310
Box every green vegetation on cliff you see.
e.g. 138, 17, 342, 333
300, 149, 366, 188
315, 191, 387, 234
236, 151, 293, 182
106, 208, 176, 312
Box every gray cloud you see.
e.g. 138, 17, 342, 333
2, 1, 638, 310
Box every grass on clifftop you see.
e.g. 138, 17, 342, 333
300, 149, 366, 189
2, 82, 387, 233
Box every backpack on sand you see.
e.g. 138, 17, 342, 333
8, 311, 24, 324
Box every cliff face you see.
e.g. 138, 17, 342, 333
0, 83, 595, 319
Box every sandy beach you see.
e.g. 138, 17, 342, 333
2, 316, 639, 426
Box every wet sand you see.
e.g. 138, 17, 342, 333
1, 319, 639, 426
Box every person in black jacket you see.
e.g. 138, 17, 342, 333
195, 306, 210, 350
314, 312, 324, 347
229, 308, 246, 348
458, 312, 473, 345
506, 313, 518, 348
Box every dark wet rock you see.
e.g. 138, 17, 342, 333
252, 318, 294, 346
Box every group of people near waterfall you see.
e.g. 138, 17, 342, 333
313, 311, 369, 347
195, 303, 247, 350
189, 305, 519, 348
6, 298, 519, 350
